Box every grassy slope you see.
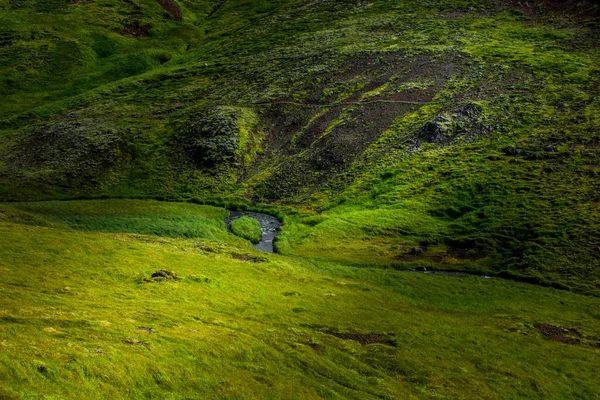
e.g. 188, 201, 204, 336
4, 199, 234, 241
1, 200, 600, 399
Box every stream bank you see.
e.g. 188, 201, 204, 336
225, 211, 281, 253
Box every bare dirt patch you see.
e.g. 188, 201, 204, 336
156, 0, 182, 21
325, 331, 397, 346
122, 24, 151, 38
231, 253, 267, 263
535, 323, 582, 345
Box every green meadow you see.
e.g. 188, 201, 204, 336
1, 200, 600, 399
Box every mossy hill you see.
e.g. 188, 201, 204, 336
0, 0, 599, 398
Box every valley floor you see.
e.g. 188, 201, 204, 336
0, 200, 599, 399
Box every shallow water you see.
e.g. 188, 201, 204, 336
225, 211, 281, 253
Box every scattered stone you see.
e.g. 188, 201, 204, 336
137, 327, 155, 334
503, 146, 538, 160
503, 146, 521, 156
416, 117, 451, 144
411, 247, 424, 255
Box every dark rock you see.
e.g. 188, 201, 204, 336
522, 152, 538, 160
503, 146, 521, 156
411, 104, 489, 150
414, 117, 451, 144
411, 247, 424, 255
137, 327, 155, 333
37, 365, 47, 373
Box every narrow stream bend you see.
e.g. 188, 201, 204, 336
225, 211, 281, 253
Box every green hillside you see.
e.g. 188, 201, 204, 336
0, 0, 599, 398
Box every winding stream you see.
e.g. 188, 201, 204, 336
225, 211, 281, 253
223, 212, 492, 281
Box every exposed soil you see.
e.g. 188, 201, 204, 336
499, 0, 600, 20
251, 52, 467, 201
155, 0, 182, 21
535, 323, 582, 345
324, 331, 396, 346
122, 24, 151, 38
231, 253, 267, 263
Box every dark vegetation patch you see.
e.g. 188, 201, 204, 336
207, 0, 228, 17
145, 269, 180, 282
498, 0, 600, 20
5, 122, 125, 188
177, 108, 240, 169
254, 101, 413, 201
231, 253, 267, 263
534, 323, 600, 347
